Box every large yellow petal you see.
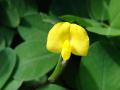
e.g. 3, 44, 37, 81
46, 22, 70, 53
70, 24, 89, 56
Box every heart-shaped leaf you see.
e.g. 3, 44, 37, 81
76, 40, 120, 90
14, 40, 58, 81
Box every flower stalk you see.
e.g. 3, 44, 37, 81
48, 56, 66, 82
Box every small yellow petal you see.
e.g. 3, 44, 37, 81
61, 40, 71, 61
46, 22, 70, 53
70, 24, 89, 56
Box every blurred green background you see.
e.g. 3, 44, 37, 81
0, 0, 120, 90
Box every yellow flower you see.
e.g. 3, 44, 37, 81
46, 22, 89, 61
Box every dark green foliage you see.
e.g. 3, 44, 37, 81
0, 0, 120, 90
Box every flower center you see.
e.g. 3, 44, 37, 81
61, 40, 71, 61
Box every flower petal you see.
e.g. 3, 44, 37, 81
61, 40, 71, 61
70, 24, 89, 56
46, 22, 70, 53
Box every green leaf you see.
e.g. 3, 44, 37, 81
18, 26, 47, 41
61, 15, 100, 27
20, 14, 52, 30
77, 40, 120, 90
9, 0, 38, 17
111, 14, 120, 29
27, 75, 48, 86
37, 84, 67, 90
18, 14, 52, 41
40, 13, 58, 24
50, 0, 89, 17
109, 0, 120, 29
90, 0, 109, 20
0, 38, 5, 51
14, 40, 58, 81
87, 27, 120, 36
109, 0, 120, 22
0, 26, 14, 46
0, 48, 16, 89
0, 2, 20, 28
4, 79, 22, 90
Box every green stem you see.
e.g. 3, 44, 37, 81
48, 56, 66, 82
